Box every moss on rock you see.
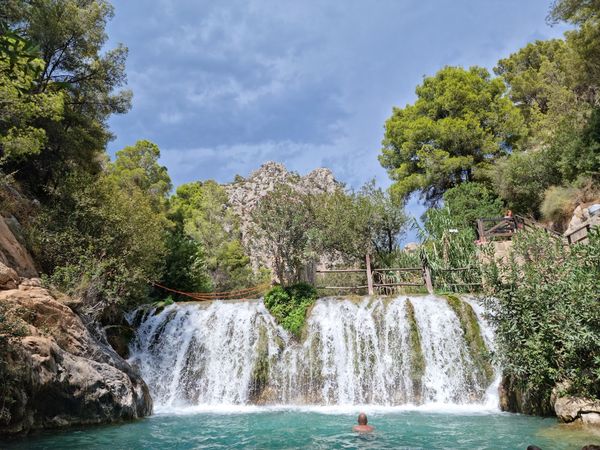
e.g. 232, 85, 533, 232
249, 325, 271, 402
445, 295, 494, 385
405, 299, 425, 398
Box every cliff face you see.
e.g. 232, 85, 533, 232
225, 161, 338, 274
0, 216, 152, 436
0, 282, 152, 435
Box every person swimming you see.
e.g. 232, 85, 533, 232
353, 412, 374, 432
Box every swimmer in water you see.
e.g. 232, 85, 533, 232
353, 412, 374, 433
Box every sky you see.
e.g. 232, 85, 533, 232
105, 0, 569, 237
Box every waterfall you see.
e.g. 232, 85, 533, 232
128, 295, 498, 410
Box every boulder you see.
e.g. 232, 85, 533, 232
553, 395, 600, 426
0, 261, 19, 289
0, 216, 38, 278
0, 285, 152, 435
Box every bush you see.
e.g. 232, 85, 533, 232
482, 229, 600, 411
263, 283, 317, 338
540, 185, 578, 231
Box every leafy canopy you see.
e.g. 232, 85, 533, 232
379, 66, 525, 205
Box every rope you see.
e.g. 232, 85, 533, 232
151, 281, 271, 302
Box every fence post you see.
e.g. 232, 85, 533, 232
477, 219, 486, 242
365, 254, 374, 296
423, 264, 434, 295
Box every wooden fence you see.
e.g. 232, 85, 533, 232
476, 215, 562, 242
314, 254, 481, 295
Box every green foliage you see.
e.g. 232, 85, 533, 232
253, 182, 408, 285
0, 302, 26, 424
490, 150, 562, 216
30, 172, 167, 318
380, 66, 525, 205
263, 283, 317, 338
108, 140, 172, 212
482, 229, 600, 406
540, 185, 578, 228
0, 31, 64, 162
441, 182, 504, 228
161, 223, 211, 295
2, 0, 131, 197
252, 184, 317, 285
170, 180, 260, 290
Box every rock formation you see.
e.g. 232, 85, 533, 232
0, 283, 152, 435
224, 161, 338, 273
0, 214, 152, 435
553, 396, 600, 426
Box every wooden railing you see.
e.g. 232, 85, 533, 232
476, 215, 562, 242
312, 254, 486, 295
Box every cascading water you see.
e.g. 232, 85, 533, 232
128, 295, 498, 410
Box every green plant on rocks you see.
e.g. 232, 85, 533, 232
445, 295, 494, 386
249, 326, 271, 402
405, 299, 425, 397
263, 283, 317, 338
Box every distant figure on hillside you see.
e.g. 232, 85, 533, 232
353, 412, 374, 433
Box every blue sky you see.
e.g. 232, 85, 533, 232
106, 0, 568, 236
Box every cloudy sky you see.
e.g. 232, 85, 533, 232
106, 0, 568, 229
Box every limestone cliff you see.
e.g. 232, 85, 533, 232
224, 161, 338, 274
0, 282, 152, 435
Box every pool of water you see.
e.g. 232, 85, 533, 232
2, 407, 598, 449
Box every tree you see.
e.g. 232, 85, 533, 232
312, 183, 408, 260
441, 182, 504, 229
482, 230, 600, 412
494, 39, 575, 133
0, 30, 63, 162
31, 172, 167, 320
379, 66, 525, 205
169, 180, 259, 290
108, 140, 172, 212
161, 219, 211, 295
550, 0, 600, 92
251, 184, 315, 284
1, 0, 131, 196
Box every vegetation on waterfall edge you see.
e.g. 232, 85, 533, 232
445, 295, 495, 385
263, 283, 317, 338
404, 300, 425, 394
482, 230, 600, 410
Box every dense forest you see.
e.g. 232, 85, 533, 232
0, 0, 598, 419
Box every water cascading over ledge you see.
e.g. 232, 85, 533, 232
128, 295, 497, 409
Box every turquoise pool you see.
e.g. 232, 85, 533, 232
2, 407, 598, 449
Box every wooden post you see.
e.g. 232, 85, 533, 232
423, 264, 434, 295
477, 219, 486, 242
365, 254, 374, 296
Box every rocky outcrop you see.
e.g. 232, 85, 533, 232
552, 392, 600, 426
564, 202, 600, 244
225, 162, 338, 274
498, 374, 554, 416
0, 216, 38, 278
0, 284, 152, 435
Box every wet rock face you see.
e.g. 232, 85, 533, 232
0, 285, 152, 435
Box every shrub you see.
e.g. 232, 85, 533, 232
482, 229, 600, 411
263, 283, 317, 338
540, 185, 578, 231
